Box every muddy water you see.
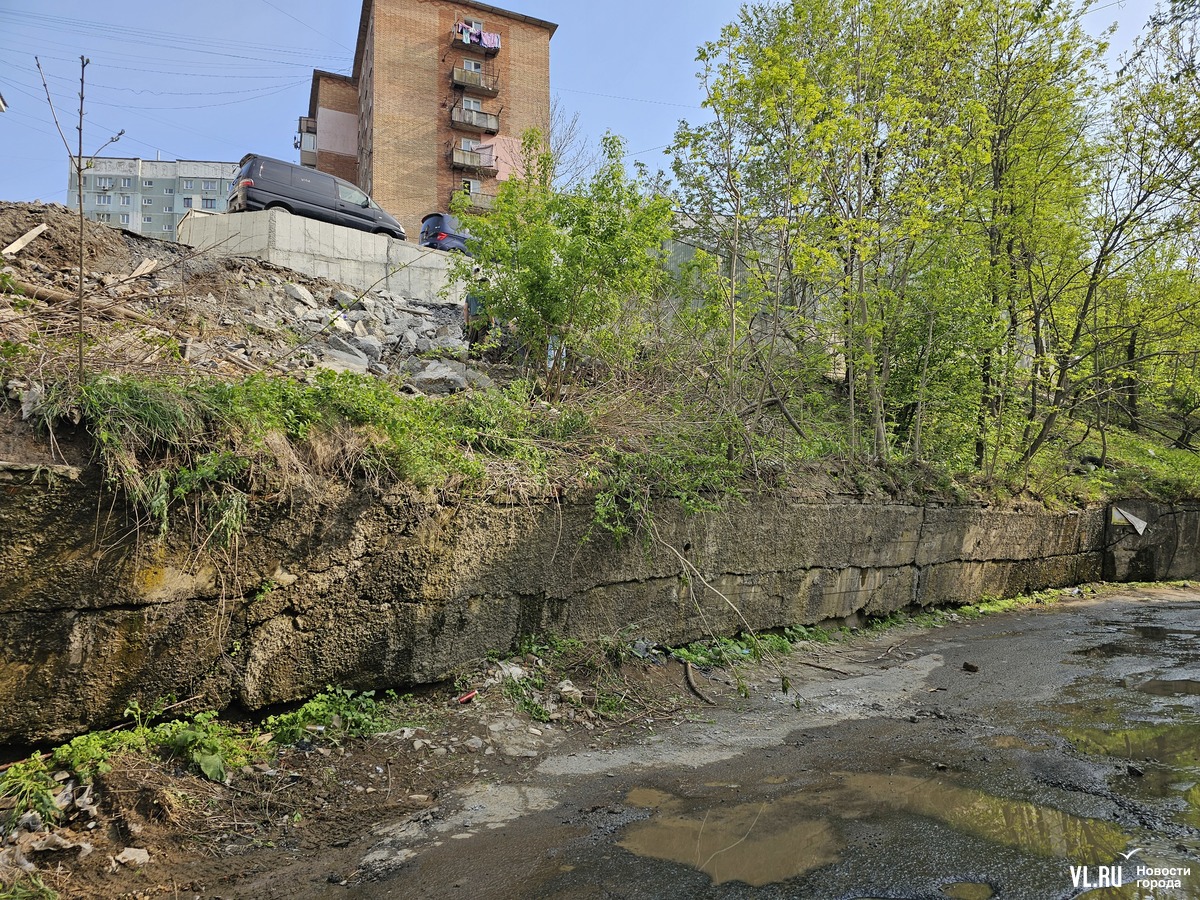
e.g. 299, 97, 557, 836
341, 595, 1200, 900
596, 602, 1200, 898
618, 768, 1129, 885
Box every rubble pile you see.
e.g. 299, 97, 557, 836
0, 769, 111, 879
0, 202, 492, 395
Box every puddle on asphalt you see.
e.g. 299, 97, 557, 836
1075, 623, 1200, 661
1062, 722, 1200, 771
618, 770, 1129, 887
942, 883, 995, 900
1130, 625, 1200, 641
1133, 678, 1200, 697
1060, 720, 1200, 827
1076, 642, 1139, 659
620, 787, 843, 886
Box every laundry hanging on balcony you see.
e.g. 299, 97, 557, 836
453, 20, 501, 50
454, 20, 474, 43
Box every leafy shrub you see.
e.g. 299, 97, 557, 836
264, 686, 401, 746
0, 756, 60, 827
152, 711, 257, 783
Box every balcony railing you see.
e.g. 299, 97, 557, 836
450, 106, 499, 134
452, 67, 499, 96
451, 147, 498, 176
454, 189, 496, 211
296, 115, 317, 168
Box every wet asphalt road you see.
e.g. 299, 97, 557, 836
326, 587, 1200, 899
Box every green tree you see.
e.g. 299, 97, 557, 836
451, 130, 673, 401
1014, 9, 1200, 465
963, 0, 1104, 473
672, 0, 989, 462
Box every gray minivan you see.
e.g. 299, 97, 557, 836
227, 154, 406, 240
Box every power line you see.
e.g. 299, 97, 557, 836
257, 0, 356, 54
83, 80, 306, 111
0, 49, 341, 79
29, 69, 303, 97
0, 11, 344, 61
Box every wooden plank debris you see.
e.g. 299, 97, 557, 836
129, 258, 159, 278
1, 223, 48, 257
8, 278, 154, 324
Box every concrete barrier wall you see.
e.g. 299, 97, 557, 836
4, 463, 1200, 742
178, 209, 459, 305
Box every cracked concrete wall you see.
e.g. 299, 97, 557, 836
1, 464, 1196, 743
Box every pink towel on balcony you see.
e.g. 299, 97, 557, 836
481, 32, 501, 50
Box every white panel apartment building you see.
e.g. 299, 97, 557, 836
67, 158, 238, 241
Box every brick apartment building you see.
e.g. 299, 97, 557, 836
299, 0, 556, 241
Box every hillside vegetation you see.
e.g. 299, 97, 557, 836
4, 0, 1200, 545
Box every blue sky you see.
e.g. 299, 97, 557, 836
0, 0, 1150, 207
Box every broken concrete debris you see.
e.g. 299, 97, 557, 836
0, 202, 486, 396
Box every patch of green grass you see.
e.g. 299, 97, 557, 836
1028, 422, 1200, 504
154, 711, 258, 783
586, 415, 745, 540
263, 686, 414, 746
31, 371, 601, 545
516, 632, 585, 661
0, 876, 59, 900
784, 623, 835, 643
674, 630, 793, 668
0, 684, 422, 829
501, 673, 551, 722
0, 755, 60, 827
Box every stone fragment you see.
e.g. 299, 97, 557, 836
556, 680, 584, 704
327, 335, 366, 361
285, 283, 317, 308
115, 847, 151, 867
351, 335, 383, 362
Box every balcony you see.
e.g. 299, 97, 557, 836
452, 23, 501, 56
296, 116, 317, 168
451, 105, 499, 134
452, 66, 499, 96
454, 188, 496, 212
451, 147, 498, 176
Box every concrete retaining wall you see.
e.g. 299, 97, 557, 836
178, 209, 458, 304
1, 463, 1198, 742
